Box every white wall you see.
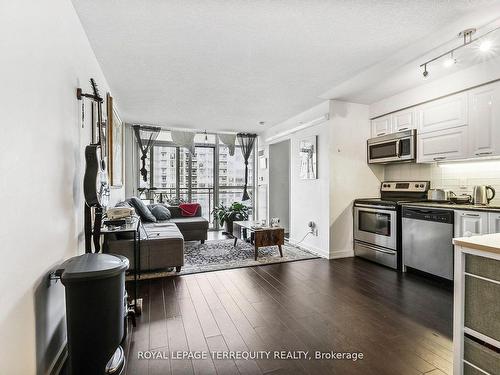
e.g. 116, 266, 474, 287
261, 100, 383, 258
329, 101, 383, 258
288, 121, 331, 257
261, 101, 331, 257
0, 1, 123, 373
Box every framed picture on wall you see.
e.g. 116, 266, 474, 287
91, 101, 107, 157
299, 136, 317, 179
107, 93, 123, 187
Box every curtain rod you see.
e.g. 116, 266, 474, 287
128, 122, 237, 135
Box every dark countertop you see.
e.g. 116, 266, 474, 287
401, 201, 500, 213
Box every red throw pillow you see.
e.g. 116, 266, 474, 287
179, 203, 200, 217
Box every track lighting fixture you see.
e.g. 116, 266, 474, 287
479, 40, 492, 52
443, 51, 456, 68
422, 64, 429, 80
420, 26, 499, 80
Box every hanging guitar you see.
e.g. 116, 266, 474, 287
79, 78, 110, 252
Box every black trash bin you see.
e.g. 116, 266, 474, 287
60, 253, 129, 375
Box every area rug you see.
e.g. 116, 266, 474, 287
133, 238, 318, 278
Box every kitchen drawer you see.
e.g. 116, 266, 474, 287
463, 362, 486, 375
464, 336, 500, 375
466, 254, 500, 282
465, 274, 500, 342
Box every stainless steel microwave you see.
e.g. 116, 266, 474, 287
367, 129, 416, 164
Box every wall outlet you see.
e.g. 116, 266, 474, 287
308, 221, 318, 236
459, 178, 467, 189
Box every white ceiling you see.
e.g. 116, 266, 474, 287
72, 0, 500, 132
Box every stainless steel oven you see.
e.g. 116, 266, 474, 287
354, 203, 398, 269
367, 129, 416, 164
353, 180, 430, 271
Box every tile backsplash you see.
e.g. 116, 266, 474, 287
384, 160, 500, 205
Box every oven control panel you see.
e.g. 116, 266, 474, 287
380, 181, 430, 193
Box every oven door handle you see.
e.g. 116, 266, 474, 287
355, 204, 396, 211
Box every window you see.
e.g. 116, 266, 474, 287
138, 131, 255, 228
218, 142, 253, 208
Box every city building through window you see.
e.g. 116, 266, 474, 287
138, 131, 254, 228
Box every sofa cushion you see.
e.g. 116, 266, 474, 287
129, 197, 156, 222
148, 204, 172, 221
170, 217, 209, 231
115, 200, 133, 208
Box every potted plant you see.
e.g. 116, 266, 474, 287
212, 202, 249, 234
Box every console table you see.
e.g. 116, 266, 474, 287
233, 221, 284, 260
100, 217, 142, 315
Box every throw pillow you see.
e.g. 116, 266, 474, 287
129, 197, 157, 222
115, 200, 133, 208
148, 204, 172, 221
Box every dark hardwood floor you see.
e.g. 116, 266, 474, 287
124, 257, 453, 375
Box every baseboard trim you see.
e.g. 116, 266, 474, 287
49, 343, 67, 375
288, 239, 329, 259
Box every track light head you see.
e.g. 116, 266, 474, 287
479, 40, 492, 52
443, 52, 456, 68
422, 65, 429, 80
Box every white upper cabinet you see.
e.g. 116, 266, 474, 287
417, 126, 468, 163
371, 115, 391, 137
468, 82, 500, 158
392, 109, 415, 132
488, 212, 500, 234
416, 93, 468, 134
455, 210, 489, 237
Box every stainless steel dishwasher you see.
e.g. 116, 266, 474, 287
402, 206, 454, 280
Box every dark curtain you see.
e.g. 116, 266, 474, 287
237, 133, 257, 201
133, 125, 161, 182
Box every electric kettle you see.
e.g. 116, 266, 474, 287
472, 185, 496, 205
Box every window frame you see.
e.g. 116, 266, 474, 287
136, 133, 255, 230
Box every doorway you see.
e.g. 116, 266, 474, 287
269, 140, 290, 236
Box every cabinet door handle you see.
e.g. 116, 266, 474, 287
398, 127, 409, 131
475, 151, 493, 156
434, 156, 446, 161
463, 213, 480, 217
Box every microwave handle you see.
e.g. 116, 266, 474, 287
396, 139, 401, 157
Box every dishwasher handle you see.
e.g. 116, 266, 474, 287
402, 207, 454, 224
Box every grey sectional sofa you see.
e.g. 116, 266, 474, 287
104, 202, 209, 273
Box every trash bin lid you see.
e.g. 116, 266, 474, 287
61, 253, 129, 284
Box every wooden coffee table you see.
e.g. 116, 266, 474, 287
232, 221, 284, 260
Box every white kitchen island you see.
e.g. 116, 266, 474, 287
453, 234, 500, 375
